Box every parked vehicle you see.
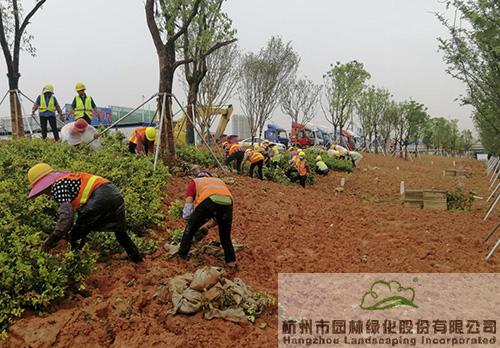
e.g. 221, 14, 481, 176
239, 137, 286, 151
291, 122, 316, 148
264, 124, 289, 147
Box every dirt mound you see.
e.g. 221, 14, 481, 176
2, 154, 498, 348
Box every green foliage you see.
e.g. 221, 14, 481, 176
167, 228, 185, 245
303, 149, 353, 173
169, 199, 184, 219
447, 187, 475, 211
0, 136, 169, 336
437, 0, 500, 154
323, 60, 371, 132
177, 144, 222, 167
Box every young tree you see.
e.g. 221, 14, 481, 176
180, 0, 236, 144
239, 36, 299, 142
280, 77, 321, 125
379, 100, 399, 154
323, 60, 370, 141
458, 129, 474, 154
0, 0, 47, 137
400, 100, 428, 158
145, 0, 202, 163
356, 86, 391, 153
437, 0, 500, 154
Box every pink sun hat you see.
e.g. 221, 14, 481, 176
28, 170, 70, 199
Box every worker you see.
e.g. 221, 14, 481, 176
31, 84, 64, 141
348, 150, 363, 167
294, 152, 310, 188
261, 140, 272, 166
315, 155, 329, 175
27, 163, 143, 263
69, 83, 97, 124
330, 144, 349, 159
60, 118, 101, 150
225, 140, 244, 174
269, 143, 281, 167
128, 126, 156, 155
288, 146, 298, 159
178, 171, 236, 269
222, 141, 230, 160
243, 147, 265, 180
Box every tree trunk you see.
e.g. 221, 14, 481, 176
158, 52, 176, 164
8, 73, 24, 137
186, 85, 198, 145
373, 124, 378, 154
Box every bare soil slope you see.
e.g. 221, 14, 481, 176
3, 154, 498, 348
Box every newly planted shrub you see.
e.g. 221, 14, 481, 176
0, 136, 169, 336
169, 199, 184, 219
447, 187, 475, 211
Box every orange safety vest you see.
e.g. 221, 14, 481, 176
129, 127, 147, 145
248, 151, 264, 164
58, 173, 109, 209
193, 177, 233, 207
296, 159, 308, 176
228, 144, 243, 156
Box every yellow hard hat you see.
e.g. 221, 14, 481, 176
288, 147, 295, 151
42, 84, 54, 94
75, 82, 86, 92
335, 150, 340, 157
299, 151, 306, 157
28, 163, 54, 187
145, 127, 156, 141
254, 145, 261, 151
316, 155, 322, 161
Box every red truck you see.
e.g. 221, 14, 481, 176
290, 122, 319, 148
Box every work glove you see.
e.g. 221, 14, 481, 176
182, 203, 194, 220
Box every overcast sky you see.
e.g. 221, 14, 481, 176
0, 0, 474, 132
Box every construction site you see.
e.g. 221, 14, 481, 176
0, 0, 499, 347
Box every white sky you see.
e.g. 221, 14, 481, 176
0, 0, 474, 132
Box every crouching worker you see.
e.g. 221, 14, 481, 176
348, 150, 363, 167
128, 126, 156, 155
243, 147, 265, 180
315, 156, 329, 175
225, 140, 245, 174
60, 118, 101, 149
27, 163, 143, 263
178, 171, 237, 268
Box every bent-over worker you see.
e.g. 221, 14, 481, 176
128, 126, 156, 155
60, 118, 101, 149
225, 140, 244, 174
27, 163, 143, 263
243, 147, 265, 180
178, 171, 236, 268
315, 155, 329, 175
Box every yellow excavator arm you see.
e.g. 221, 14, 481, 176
174, 104, 233, 144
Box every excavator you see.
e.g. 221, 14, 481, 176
174, 104, 234, 144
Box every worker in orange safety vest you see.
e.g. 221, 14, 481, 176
224, 137, 245, 174
128, 126, 156, 155
27, 163, 143, 263
243, 147, 265, 180
179, 170, 236, 269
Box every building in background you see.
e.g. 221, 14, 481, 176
231, 114, 251, 139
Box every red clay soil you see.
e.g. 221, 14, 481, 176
2, 154, 499, 348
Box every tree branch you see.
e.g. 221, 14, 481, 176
0, 9, 13, 67
169, 0, 202, 44
145, 0, 165, 52
19, 0, 47, 35
201, 38, 237, 59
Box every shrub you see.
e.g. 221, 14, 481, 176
169, 199, 184, 219
177, 144, 222, 167
447, 187, 475, 211
0, 136, 169, 336
167, 228, 184, 245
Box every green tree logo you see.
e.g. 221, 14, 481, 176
360, 280, 418, 311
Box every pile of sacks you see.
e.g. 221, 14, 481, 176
163, 267, 272, 323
